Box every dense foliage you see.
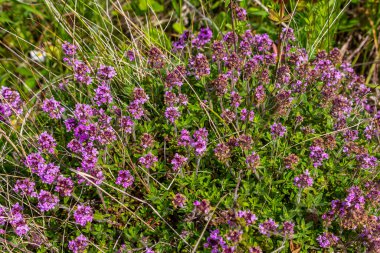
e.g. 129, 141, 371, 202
1, 1, 380, 253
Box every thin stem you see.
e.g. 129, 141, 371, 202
196, 157, 201, 176
233, 170, 243, 206
296, 188, 302, 205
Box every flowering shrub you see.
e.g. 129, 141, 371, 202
0, 6, 379, 253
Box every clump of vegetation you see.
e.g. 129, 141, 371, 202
0, 1, 379, 252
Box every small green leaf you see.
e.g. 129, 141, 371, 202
173, 22, 184, 34
150, 1, 164, 12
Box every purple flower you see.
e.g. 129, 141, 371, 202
249, 247, 263, 253
203, 229, 226, 252
9, 203, 29, 236
94, 83, 113, 106
145, 248, 155, 253
226, 230, 243, 243
0, 103, 10, 121
237, 210, 257, 225
73, 124, 91, 143
165, 107, 181, 123
128, 101, 144, 120
291, 80, 307, 93
356, 153, 377, 169
0, 87, 23, 118
97, 65, 116, 80
321, 68, 343, 87
223, 32, 238, 47
280, 27, 296, 42
73, 60, 92, 85
14, 178, 37, 197
120, 116, 134, 133
259, 219, 278, 237
140, 133, 154, 149
178, 94, 188, 105
276, 66, 291, 87
139, 153, 158, 169
252, 33, 273, 52
194, 199, 211, 214
309, 145, 329, 167
188, 53, 210, 79
331, 95, 352, 118
345, 186, 365, 209
294, 170, 313, 188
65, 118, 78, 132
190, 128, 209, 156
38, 163, 60, 184
317, 232, 339, 248
38, 132, 56, 154
225, 52, 242, 70
248, 110, 255, 122
212, 40, 227, 62
42, 98, 65, 119
193, 128, 208, 140
172, 193, 187, 208
37, 190, 59, 212
243, 55, 263, 80
55, 175, 74, 197
164, 91, 178, 106
240, 40, 252, 56
192, 139, 207, 156
74, 103, 94, 124
292, 48, 309, 67
172, 31, 191, 52
115, 170, 134, 188
68, 234, 88, 253
80, 143, 99, 170
147, 47, 165, 69
126, 50, 135, 61
165, 66, 186, 88
239, 135, 253, 150
62, 41, 77, 56
178, 129, 192, 147
0, 206, 6, 225
364, 124, 378, 140
74, 205, 93, 226
284, 154, 300, 169
171, 153, 188, 171
246, 152, 260, 170
192, 27, 212, 48
97, 108, 112, 125
211, 74, 228, 96
270, 123, 287, 139
344, 130, 359, 141
24, 152, 45, 173
67, 139, 82, 153
282, 221, 295, 237
240, 108, 248, 121
97, 127, 117, 145
214, 143, 231, 163
255, 85, 266, 104
11, 202, 23, 214
230, 91, 241, 108
77, 166, 104, 185
242, 30, 254, 44
11, 213, 30, 236
235, 6, 247, 21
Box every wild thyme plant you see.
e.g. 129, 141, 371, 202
0, 4, 379, 253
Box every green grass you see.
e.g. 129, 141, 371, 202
1, 0, 379, 94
